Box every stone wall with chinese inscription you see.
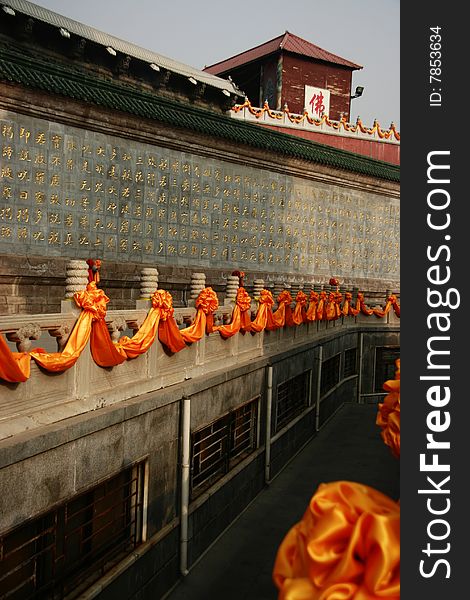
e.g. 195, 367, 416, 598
0, 109, 399, 277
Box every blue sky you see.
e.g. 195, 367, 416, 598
33, 0, 400, 129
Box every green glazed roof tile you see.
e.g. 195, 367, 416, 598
0, 46, 399, 182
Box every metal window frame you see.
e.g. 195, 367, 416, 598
0, 460, 146, 600
373, 345, 400, 392
343, 347, 358, 379
320, 353, 341, 397
190, 397, 260, 499
274, 371, 311, 433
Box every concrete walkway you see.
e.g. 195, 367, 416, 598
166, 403, 400, 600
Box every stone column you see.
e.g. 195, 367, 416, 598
253, 279, 265, 298
272, 279, 285, 298
62, 259, 88, 312
136, 267, 159, 309
140, 268, 159, 298
188, 272, 206, 307
224, 275, 239, 305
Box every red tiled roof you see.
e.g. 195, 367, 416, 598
204, 32, 362, 74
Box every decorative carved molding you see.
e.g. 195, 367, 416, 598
49, 324, 71, 351
6, 322, 42, 352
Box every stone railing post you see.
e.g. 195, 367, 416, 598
224, 275, 239, 306
140, 268, 159, 298
272, 279, 285, 299
62, 259, 88, 313
188, 272, 206, 307
136, 267, 159, 308
252, 279, 264, 298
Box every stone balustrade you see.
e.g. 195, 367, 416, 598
0, 302, 399, 441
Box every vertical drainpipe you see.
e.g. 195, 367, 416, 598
180, 394, 191, 576
357, 333, 364, 404
265, 365, 273, 484
315, 346, 323, 431
276, 54, 283, 110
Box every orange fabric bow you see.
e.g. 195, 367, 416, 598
30, 282, 106, 372
156, 290, 187, 353
293, 291, 308, 325
215, 287, 253, 339
180, 287, 219, 342
306, 291, 319, 322
273, 481, 400, 600
250, 289, 274, 333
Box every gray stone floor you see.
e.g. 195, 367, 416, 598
165, 403, 400, 600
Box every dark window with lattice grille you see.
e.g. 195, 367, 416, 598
191, 398, 259, 499
320, 354, 341, 396
0, 462, 146, 599
275, 372, 310, 433
374, 347, 400, 392
343, 348, 358, 378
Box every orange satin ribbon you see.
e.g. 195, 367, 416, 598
357, 293, 374, 316
180, 287, 219, 343
273, 481, 400, 600
316, 291, 327, 321
342, 292, 360, 317
214, 287, 252, 339
266, 291, 292, 330
30, 282, 107, 372
377, 359, 400, 458
155, 289, 187, 353
0, 333, 31, 382
250, 289, 274, 333
306, 291, 319, 322
293, 291, 308, 325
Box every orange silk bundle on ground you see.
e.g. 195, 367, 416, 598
376, 359, 401, 458
273, 480, 400, 600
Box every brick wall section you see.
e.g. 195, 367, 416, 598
262, 125, 400, 165
281, 54, 353, 119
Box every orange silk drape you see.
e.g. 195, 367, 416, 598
179, 287, 219, 343
117, 289, 187, 358
249, 289, 275, 333
215, 287, 252, 339
377, 359, 401, 458
373, 294, 400, 318
342, 292, 360, 317
306, 291, 319, 322
292, 291, 308, 325
0, 333, 31, 382
90, 318, 128, 367
316, 291, 327, 321
89, 289, 188, 365
154, 289, 187, 353
273, 481, 400, 600
266, 291, 292, 330
29, 283, 106, 372
357, 292, 374, 316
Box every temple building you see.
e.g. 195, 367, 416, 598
204, 31, 362, 120
0, 1, 400, 598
